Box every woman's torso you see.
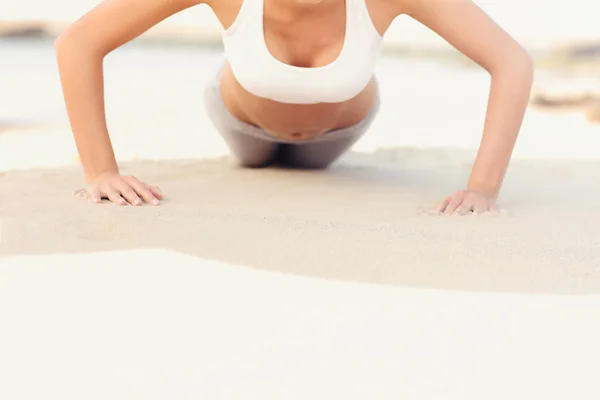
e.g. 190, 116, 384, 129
206, 0, 397, 140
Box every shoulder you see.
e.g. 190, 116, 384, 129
57, 0, 206, 55
367, 0, 442, 25
375, 0, 425, 17
384, 0, 530, 71
384, 0, 486, 20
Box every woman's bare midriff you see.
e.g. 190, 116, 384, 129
219, 62, 378, 141
208, 0, 390, 142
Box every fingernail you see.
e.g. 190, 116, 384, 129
152, 199, 160, 205
134, 199, 141, 206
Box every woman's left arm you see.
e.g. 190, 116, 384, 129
400, 0, 534, 214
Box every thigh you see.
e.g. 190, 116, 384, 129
280, 134, 364, 169
218, 126, 280, 168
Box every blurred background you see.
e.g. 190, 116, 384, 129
1, 0, 600, 172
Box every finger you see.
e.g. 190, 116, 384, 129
128, 178, 160, 205
114, 180, 142, 206
443, 196, 464, 215
87, 187, 103, 204
454, 202, 474, 216
473, 197, 493, 214
473, 201, 488, 214
104, 186, 127, 206
436, 197, 451, 213
148, 185, 163, 200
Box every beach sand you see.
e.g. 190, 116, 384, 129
1, 248, 600, 399
2, 40, 600, 398
1, 149, 600, 294
1, 43, 599, 292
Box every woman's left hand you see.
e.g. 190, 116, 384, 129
436, 189, 497, 215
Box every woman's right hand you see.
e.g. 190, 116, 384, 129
87, 172, 163, 206
55, 0, 201, 207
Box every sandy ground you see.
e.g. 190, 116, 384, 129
2, 42, 600, 398
1, 149, 600, 293
1, 249, 600, 399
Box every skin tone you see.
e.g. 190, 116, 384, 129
55, 0, 533, 215
401, 0, 534, 214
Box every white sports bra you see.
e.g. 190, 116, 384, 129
221, 0, 383, 105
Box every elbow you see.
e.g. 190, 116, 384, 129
491, 47, 535, 84
54, 28, 83, 57
54, 25, 77, 53
516, 49, 535, 80
53, 33, 69, 57
54, 29, 79, 61
54, 28, 104, 61
514, 50, 535, 92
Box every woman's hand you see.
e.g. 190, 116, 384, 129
87, 172, 163, 206
436, 189, 497, 215
403, 0, 533, 215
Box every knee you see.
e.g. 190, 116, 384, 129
226, 141, 279, 168
281, 157, 334, 170
238, 158, 273, 168
295, 160, 333, 170
235, 151, 277, 168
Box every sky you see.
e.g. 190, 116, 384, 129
1, 0, 598, 46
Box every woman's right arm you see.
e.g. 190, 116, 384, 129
55, 0, 203, 205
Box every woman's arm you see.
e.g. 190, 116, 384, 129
398, 0, 534, 213
55, 0, 203, 184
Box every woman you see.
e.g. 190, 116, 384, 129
55, 0, 534, 215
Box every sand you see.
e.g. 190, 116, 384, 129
1, 44, 599, 290
2, 148, 600, 294
1, 249, 600, 399
2, 40, 600, 398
